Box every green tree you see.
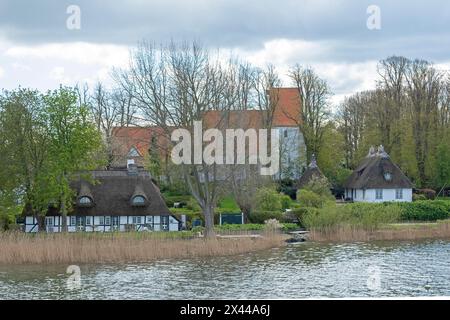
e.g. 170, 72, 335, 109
0, 89, 49, 228
42, 87, 104, 231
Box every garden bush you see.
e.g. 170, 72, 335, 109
302, 203, 402, 231
413, 193, 427, 201
398, 200, 450, 221
254, 187, 283, 211
297, 189, 332, 208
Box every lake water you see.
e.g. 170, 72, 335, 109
1, 240, 450, 299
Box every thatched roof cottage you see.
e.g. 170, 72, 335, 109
343, 146, 413, 202
24, 161, 180, 232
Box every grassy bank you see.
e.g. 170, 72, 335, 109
308, 220, 450, 242
0, 231, 286, 265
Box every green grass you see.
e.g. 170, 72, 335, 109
218, 196, 240, 211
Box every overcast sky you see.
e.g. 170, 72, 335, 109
1, 0, 449, 105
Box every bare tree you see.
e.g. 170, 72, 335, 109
405, 59, 443, 185
115, 41, 238, 237
337, 92, 369, 168
288, 65, 331, 162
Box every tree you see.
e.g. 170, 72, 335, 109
43, 87, 104, 232
114, 41, 237, 237
288, 65, 331, 162
0, 89, 50, 229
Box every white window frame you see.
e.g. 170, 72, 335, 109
85, 216, 92, 226
132, 216, 142, 224
99, 216, 105, 225
70, 216, 76, 226
105, 216, 111, 226
376, 189, 383, 200
396, 189, 403, 199
45, 217, 53, 226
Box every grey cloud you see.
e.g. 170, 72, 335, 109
1, 0, 450, 65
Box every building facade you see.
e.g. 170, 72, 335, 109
24, 164, 180, 232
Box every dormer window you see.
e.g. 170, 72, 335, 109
132, 195, 146, 206
384, 172, 392, 181
78, 196, 92, 207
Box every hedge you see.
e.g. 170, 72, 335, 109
398, 200, 450, 221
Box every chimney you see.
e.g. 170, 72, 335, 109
127, 159, 138, 175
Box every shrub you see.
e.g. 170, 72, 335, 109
289, 207, 319, 227
297, 189, 331, 208
186, 198, 201, 211
302, 175, 334, 199
398, 200, 450, 221
280, 194, 293, 210
255, 187, 282, 211
413, 193, 427, 201
281, 223, 299, 231
302, 203, 402, 231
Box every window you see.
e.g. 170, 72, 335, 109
45, 217, 53, 226
284, 130, 288, 138
376, 189, 383, 200
70, 216, 76, 226
127, 147, 140, 157
86, 217, 91, 226
132, 216, 142, 224
132, 196, 146, 206
363, 189, 366, 200
384, 173, 392, 181
99, 216, 105, 225
105, 216, 111, 226
396, 189, 403, 199
79, 196, 92, 205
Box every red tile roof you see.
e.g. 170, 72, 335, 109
111, 88, 301, 161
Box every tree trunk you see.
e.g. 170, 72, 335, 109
37, 214, 45, 233
203, 205, 216, 238
61, 200, 68, 232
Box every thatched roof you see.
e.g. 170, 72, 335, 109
69, 168, 172, 216
344, 145, 413, 189
295, 155, 327, 189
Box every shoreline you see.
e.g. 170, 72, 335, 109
307, 221, 450, 242
0, 232, 287, 265
3, 222, 450, 265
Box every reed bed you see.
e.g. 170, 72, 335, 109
0, 231, 286, 265
308, 220, 450, 242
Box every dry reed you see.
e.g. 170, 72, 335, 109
0, 232, 286, 265
308, 221, 450, 242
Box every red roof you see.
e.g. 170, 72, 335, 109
203, 88, 301, 128
270, 88, 301, 127
111, 88, 301, 161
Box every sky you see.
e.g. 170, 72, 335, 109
1, 0, 450, 106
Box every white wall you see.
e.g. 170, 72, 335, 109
24, 215, 180, 232
277, 127, 306, 180
348, 188, 412, 203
